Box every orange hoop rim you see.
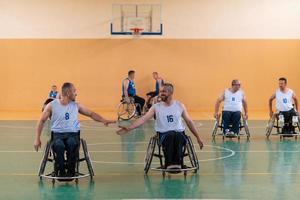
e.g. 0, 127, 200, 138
130, 28, 143, 35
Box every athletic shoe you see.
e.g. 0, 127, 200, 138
292, 116, 298, 126
278, 115, 284, 127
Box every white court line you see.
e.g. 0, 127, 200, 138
92, 144, 235, 164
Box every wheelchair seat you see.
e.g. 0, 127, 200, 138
212, 113, 250, 140
38, 131, 94, 184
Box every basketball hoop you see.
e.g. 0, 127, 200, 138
130, 28, 143, 38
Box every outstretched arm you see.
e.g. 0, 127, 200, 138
116, 107, 155, 135
78, 104, 116, 126
269, 93, 276, 117
34, 104, 52, 152
181, 103, 204, 149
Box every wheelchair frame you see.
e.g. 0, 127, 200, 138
144, 133, 199, 177
38, 133, 94, 184
212, 113, 250, 140
266, 112, 300, 140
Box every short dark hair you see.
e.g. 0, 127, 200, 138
279, 77, 287, 83
231, 79, 240, 85
162, 83, 174, 94
128, 70, 135, 76
61, 82, 74, 96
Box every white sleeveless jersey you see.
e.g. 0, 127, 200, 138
223, 89, 244, 112
276, 89, 294, 111
50, 99, 80, 133
154, 101, 185, 133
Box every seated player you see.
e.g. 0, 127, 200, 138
269, 77, 299, 135
34, 82, 115, 178
42, 85, 60, 111
122, 70, 145, 116
146, 72, 164, 110
117, 83, 204, 170
214, 79, 248, 137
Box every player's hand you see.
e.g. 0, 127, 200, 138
34, 138, 41, 152
269, 111, 274, 118
125, 97, 131, 104
104, 120, 116, 126
197, 138, 204, 150
214, 113, 219, 119
244, 113, 248, 120
116, 126, 131, 135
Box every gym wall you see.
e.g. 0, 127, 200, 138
1, 0, 299, 118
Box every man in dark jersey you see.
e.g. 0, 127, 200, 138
122, 70, 145, 116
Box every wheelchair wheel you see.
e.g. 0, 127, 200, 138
144, 136, 157, 174
38, 141, 51, 177
81, 139, 94, 178
117, 101, 136, 120
242, 117, 250, 139
266, 115, 276, 138
186, 136, 199, 173
212, 119, 219, 139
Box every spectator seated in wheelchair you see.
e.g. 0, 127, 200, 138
214, 79, 248, 137
42, 85, 60, 112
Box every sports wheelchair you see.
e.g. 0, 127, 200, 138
266, 111, 300, 140
144, 132, 199, 177
38, 132, 94, 184
212, 113, 250, 140
117, 97, 142, 121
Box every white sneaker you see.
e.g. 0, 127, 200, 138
292, 116, 299, 126
278, 114, 284, 127
224, 129, 230, 136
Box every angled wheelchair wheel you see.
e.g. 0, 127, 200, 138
242, 117, 250, 139
81, 139, 94, 178
117, 101, 136, 121
186, 136, 199, 173
212, 119, 219, 139
38, 141, 51, 177
144, 136, 157, 174
266, 115, 276, 138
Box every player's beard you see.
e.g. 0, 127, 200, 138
160, 95, 168, 102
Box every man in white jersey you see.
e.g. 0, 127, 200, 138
269, 77, 298, 135
214, 79, 248, 136
117, 83, 204, 169
34, 82, 115, 177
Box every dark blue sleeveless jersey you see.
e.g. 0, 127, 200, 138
49, 91, 58, 98
122, 79, 136, 96
155, 79, 164, 94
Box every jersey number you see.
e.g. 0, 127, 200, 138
65, 113, 70, 120
283, 98, 288, 103
167, 115, 174, 123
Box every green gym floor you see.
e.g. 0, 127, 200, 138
1, 120, 300, 200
